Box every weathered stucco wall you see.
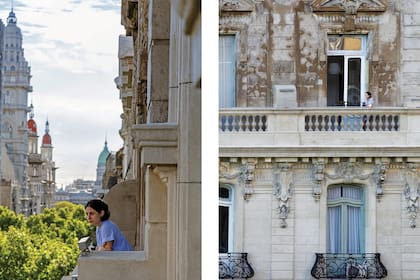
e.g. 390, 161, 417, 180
220, 0, 402, 108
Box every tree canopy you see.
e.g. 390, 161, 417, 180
0, 203, 93, 280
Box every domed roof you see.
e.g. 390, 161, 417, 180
98, 140, 110, 166
27, 103, 37, 133
41, 120, 52, 146
27, 118, 37, 133
42, 133, 51, 145
7, 10, 17, 25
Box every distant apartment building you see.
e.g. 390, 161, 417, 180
219, 1, 420, 279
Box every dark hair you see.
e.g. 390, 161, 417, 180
366, 91, 372, 98
85, 199, 110, 221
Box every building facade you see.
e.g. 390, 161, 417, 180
0, 10, 56, 216
77, 0, 201, 279
0, 10, 32, 214
219, 1, 420, 279
27, 107, 56, 215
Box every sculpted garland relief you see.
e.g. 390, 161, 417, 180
273, 164, 293, 228
404, 165, 420, 228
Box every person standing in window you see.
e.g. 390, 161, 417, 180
85, 199, 133, 251
363, 91, 374, 108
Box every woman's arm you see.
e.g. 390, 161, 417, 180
98, 241, 114, 251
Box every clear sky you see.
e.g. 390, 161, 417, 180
1, 0, 125, 188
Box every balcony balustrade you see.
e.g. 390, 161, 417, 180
219, 108, 420, 156
311, 253, 387, 279
219, 252, 254, 279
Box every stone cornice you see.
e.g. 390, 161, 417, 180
220, 146, 420, 159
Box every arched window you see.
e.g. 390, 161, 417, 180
327, 184, 364, 253
219, 185, 234, 253
10, 65, 15, 71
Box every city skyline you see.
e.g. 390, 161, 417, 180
1, 0, 125, 187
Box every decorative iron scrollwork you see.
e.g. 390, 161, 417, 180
219, 253, 255, 279
311, 253, 387, 279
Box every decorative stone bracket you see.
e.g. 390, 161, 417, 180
373, 163, 387, 201
312, 161, 325, 201
219, 161, 256, 200
404, 182, 420, 228
273, 163, 293, 228
239, 162, 255, 200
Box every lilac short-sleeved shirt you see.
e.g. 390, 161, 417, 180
96, 220, 133, 251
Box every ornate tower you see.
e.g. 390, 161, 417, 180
0, 9, 32, 215
1, 9, 32, 186
40, 119, 55, 210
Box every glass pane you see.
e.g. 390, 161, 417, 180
343, 37, 361, 50
347, 206, 361, 253
327, 186, 342, 200
328, 36, 362, 51
327, 56, 344, 106
342, 186, 362, 201
219, 206, 229, 253
328, 36, 343, 50
347, 58, 361, 106
327, 206, 341, 253
219, 35, 236, 108
219, 187, 230, 199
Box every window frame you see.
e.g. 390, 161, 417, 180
327, 184, 365, 254
219, 34, 237, 108
219, 184, 234, 254
327, 35, 368, 107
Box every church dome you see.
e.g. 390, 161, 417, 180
27, 118, 37, 133
42, 120, 52, 145
98, 141, 110, 167
42, 133, 51, 145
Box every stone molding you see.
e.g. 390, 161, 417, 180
219, 0, 255, 13
311, 0, 387, 14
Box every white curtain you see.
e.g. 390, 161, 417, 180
347, 206, 361, 253
327, 206, 341, 253
327, 185, 363, 253
219, 36, 236, 108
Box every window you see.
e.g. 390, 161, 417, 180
219, 185, 234, 253
327, 35, 367, 107
327, 185, 364, 254
219, 35, 236, 108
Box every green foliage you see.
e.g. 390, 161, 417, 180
0, 203, 94, 280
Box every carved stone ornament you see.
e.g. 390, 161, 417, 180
325, 162, 370, 183
219, 0, 255, 12
373, 163, 387, 201
312, 161, 325, 201
273, 164, 293, 228
311, 0, 387, 14
219, 161, 256, 200
404, 182, 420, 228
239, 162, 255, 200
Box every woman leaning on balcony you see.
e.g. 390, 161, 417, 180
363, 91, 374, 108
85, 199, 133, 251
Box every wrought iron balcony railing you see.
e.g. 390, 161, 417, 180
311, 253, 387, 279
219, 252, 254, 279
